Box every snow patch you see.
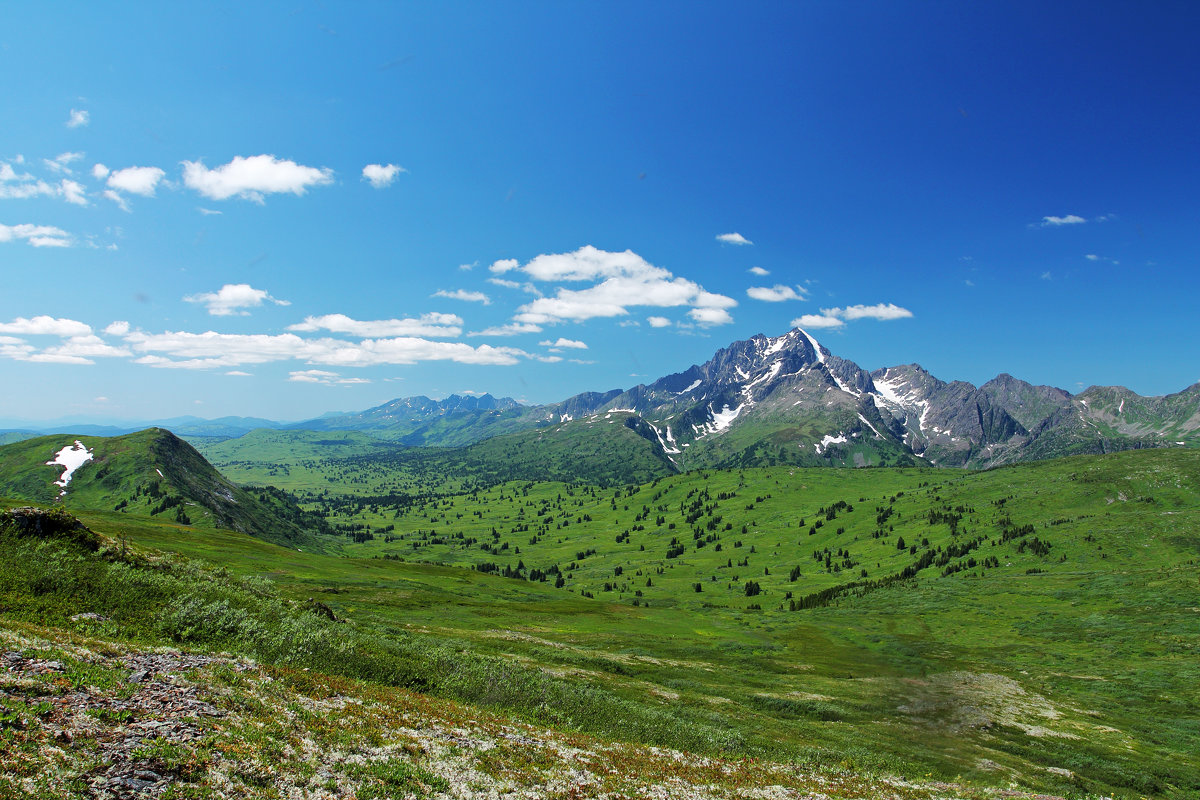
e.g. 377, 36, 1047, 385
710, 403, 745, 433
814, 433, 847, 454
857, 413, 884, 439
799, 329, 825, 364
1118, 398, 1125, 414
678, 379, 702, 394
46, 441, 93, 496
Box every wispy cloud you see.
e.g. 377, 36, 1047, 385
182, 155, 333, 202
716, 232, 753, 245
539, 338, 587, 350
646, 316, 672, 328
184, 284, 290, 316
1038, 214, 1086, 227
747, 284, 807, 302
288, 312, 462, 338
288, 369, 370, 385
362, 163, 406, 188
43, 152, 84, 174
66, 109, 89, 128
748, 266, 769, 276
433, 289, 491, 305
0, 223, 74, 248
468, 322, 543, 337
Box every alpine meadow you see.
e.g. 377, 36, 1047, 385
2, 4, 1199, 800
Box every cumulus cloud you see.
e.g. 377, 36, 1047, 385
92, 163, 110, 180
494, 246, 736, 326
288, 312, 462, 338
647, 316, 672, 328
539, 338, 587, 349
107, 166, 166, 196
288, 369, 370, 385
0, 223, 73, 248
60, 180, 87, 206
66, 109, 89, 128
182, 155, 333, 202
184, 284, 290, 316
124, 330, 527, 369
1039, 214, 1086, 227
716, 232, 753, 245
0, 316, 92, 337
432, 289, 491, 305
790, 302, 913, 331
748, 266, 770, 276
362, 163, 405, 188
747, 284, 807, 302
104, 321, 131, 336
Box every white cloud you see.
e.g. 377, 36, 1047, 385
66, 109, 89, 128
184, 284, 290, 316
362, 163, 405, 188
687, 307, 733, 326
459, 261, 478, 271
1039, 214, 1086, 227
497, 246, 736, 326
289, 369, 370, 385
539, 338, 587, 349
647, 316, 672, 328
433, 289, 491, 305
104, 321, 131, 336
489, 258, 520, 274
26, 335, 131, 364
468, 322, 543, 337
60, 180, 87, 206
103, 189, 130, 211
92, 163, 110, 180
43, 152, 84, 174
0, 316, 91, 336
716, 232, 752, 246
747, 284, 807, 302
835, 303, 913, 321
107, 166, 166, 196
0, 175, 89, 206
197, 207, 222, 216
225, 370, 252, 376
1085, 254, 1099, 261
748, 266, 770, 276
790, 313, 845, 329
790, 302, 913, 330
288, 312, 462, 338
0, 224, 73, 248
125, 330, 527, 369
181, 155, 333, 202
1041, 271, 1053, 281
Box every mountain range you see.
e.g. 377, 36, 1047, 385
5, 327, 1198, 470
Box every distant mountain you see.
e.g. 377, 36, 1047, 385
0, 415, 289, 441
317, 327, 1197, 471
0, 429, 330, 549
288, 393, 530, 447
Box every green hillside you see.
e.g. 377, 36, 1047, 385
3, 447, 1188, 797
0, 429, 331, 550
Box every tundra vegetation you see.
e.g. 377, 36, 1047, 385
1, 437, 1198, 798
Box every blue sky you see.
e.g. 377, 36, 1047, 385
2, 2, 1197, 424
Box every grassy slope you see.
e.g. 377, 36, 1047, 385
23, 447, 1196, 798
0, 429, 329, 550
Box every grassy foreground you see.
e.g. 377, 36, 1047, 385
3, 447, 1199, 797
